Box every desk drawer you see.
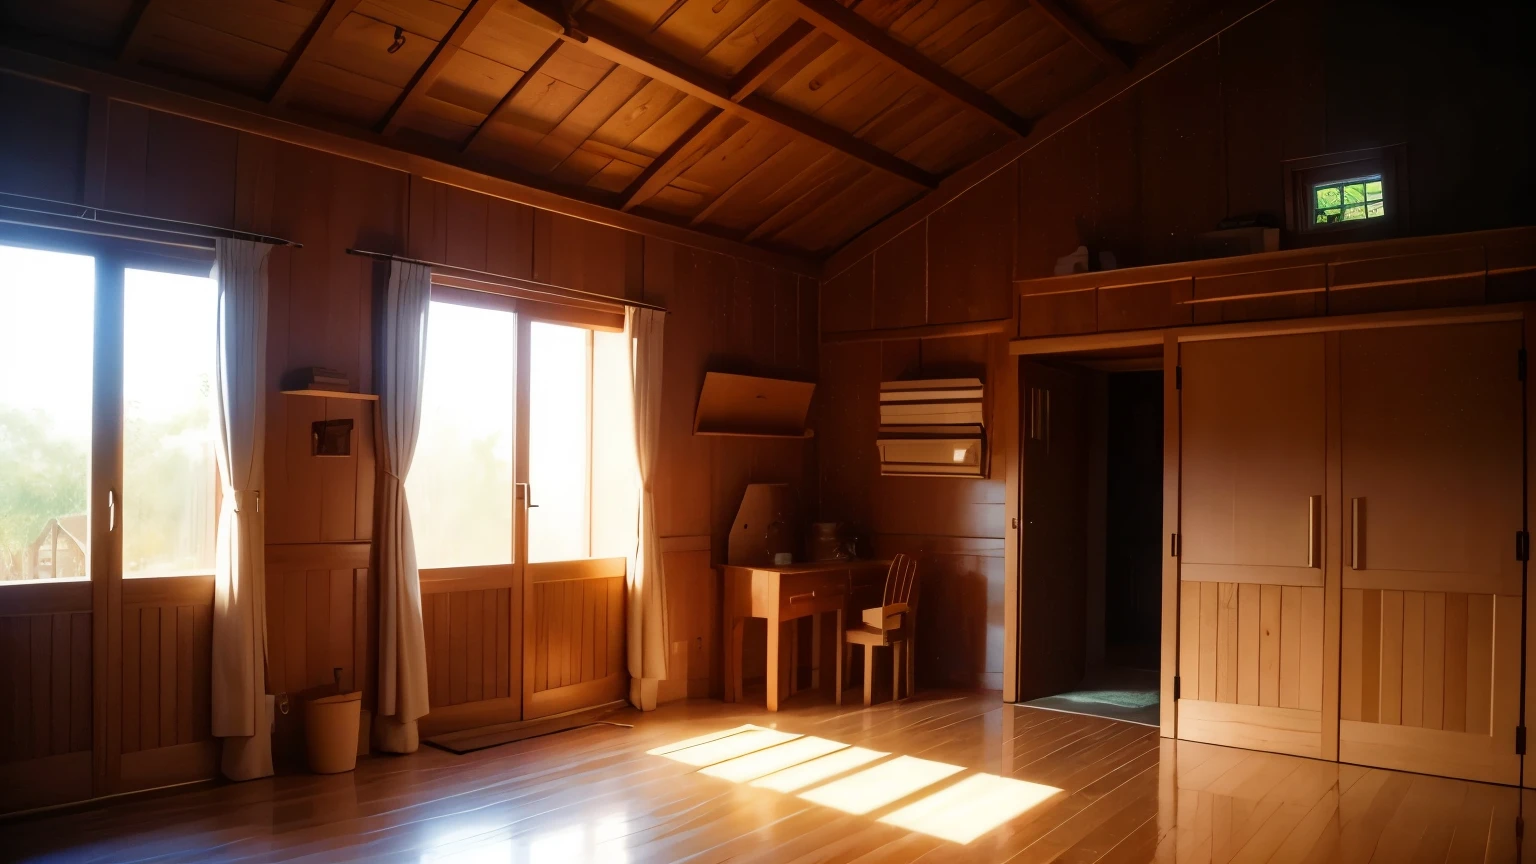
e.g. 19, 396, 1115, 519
781, 570, 848, 617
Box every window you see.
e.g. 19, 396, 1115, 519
407, 294, 637, 570
122, 268, 219, 578
0, 245, 94, 582
408, 301, 516, 569
1283, 145, 1407, 244
528, 321, 591, 563
1313, 175, 1385, 225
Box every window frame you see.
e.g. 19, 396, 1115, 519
0, 224, 217, 591
416, 281, 624, 572
1283, 144, 1409, 245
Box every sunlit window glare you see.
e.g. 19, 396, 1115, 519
0, 245, 94, 583
649, 726, 1062, 844
878, 772, 1061, 843
123, 268, 219, 578
409, 301, 515, 569
528, 321, 591, 563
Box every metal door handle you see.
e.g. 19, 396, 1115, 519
108, 489, 116, 533
1308, 495, 1321, 568
787, 592, 816, 604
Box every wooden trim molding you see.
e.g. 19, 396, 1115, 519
265, 542, 371, 571
822, 318, 1012, 344
527, 557, 626, 584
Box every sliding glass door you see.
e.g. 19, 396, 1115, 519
0, 237, 219, 812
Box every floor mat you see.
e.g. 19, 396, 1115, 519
1020, 667, 1159, 726
425, 702, 632, 754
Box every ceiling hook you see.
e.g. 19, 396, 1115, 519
387, 26, 405, 54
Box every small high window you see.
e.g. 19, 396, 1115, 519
1313, 176, 1385, 225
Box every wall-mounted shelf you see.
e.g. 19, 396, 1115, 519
281, 389, 379, 401
693, 371, 814, 439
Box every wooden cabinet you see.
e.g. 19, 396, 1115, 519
1169, 317, 1528, 784
1175, 334, 1329, 758
1336, 322, 1523, 784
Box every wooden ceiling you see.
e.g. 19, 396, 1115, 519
1, 0, 1216, 257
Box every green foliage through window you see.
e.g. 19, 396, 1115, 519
1314, 176, 1385, 225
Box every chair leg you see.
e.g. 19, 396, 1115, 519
863, 645, 874, 707
892, 642, 902, 701
897, 633, 909, 701
835, 610, 844, 707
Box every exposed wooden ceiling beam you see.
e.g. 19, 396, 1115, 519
561, 10, 937, 189
461, 39, 562, 153
269, 0, 363, 108
1031, 0, 1128, 72
622, 108, 730, 210
116, 1, 160, 64
781, 0, 1032, 139
380, 0, 496, 135
728, 20, 816, 102
821, 0, 1284, 276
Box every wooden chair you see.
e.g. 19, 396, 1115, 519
839, 554, 919, 707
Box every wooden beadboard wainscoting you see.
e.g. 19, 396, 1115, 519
117, 575, 216, 793
524, 558, 627, 720
419, 565, 519, 736
0, 580, 93, 812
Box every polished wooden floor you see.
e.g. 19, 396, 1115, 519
3, 691, 1533, 862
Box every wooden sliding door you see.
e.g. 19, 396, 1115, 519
1176, 334, 1331, 758
1337, 322, 1524, 785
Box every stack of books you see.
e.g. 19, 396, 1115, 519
289, 367, 351, 392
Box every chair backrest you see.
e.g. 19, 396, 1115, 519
883, 553, 919, 609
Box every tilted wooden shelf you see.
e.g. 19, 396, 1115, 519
693, 371, 815, 439
280, 389, 379, 401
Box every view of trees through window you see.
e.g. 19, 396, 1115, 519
0, 245, 94, 582
1314, 175, 1385, 225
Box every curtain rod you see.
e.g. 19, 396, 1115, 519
345, 249, 667, 314
0, 192, 302, 248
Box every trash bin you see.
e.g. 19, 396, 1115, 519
305, 691, 362, 774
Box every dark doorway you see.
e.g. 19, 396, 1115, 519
1017, 363, 1163, 726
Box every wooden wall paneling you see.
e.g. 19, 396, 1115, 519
532, 209, 645, 301
0, 74, 89, 202
1135, 39, 1225, 266
927, 164, 1016, 325
0, 613, 93, 767
819, 253, 873, 334
523, 560, 627, 719
1190, 266, 1328, 325
1018, 286, 1097, 339
1218, 0, 1326, 226
872, 223, 927, 330
1327, 247, 1488, 317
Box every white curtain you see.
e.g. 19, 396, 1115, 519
374, 260, 432, 753
210, 238, 274, 781
625, 307, 669, 710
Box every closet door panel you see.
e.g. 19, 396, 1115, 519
1338, 321, 1523, 785
1177, 334, 1328, 758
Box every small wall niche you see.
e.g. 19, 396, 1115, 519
312, 419, 354, 457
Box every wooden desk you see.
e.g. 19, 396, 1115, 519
722, 559, 890, 711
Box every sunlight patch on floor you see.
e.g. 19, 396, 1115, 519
648, 726, 1062, 844
700, 735, 849, 783
651, 727, 800, 766
750, 745, 887, 793
879, 773, 1061, 843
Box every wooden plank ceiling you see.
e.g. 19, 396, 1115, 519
1, 0, 1215, 256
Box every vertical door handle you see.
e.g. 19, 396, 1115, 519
1350, 497, 1364, 570
108, 489, 116, 533
1308, 495, 1321, 569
